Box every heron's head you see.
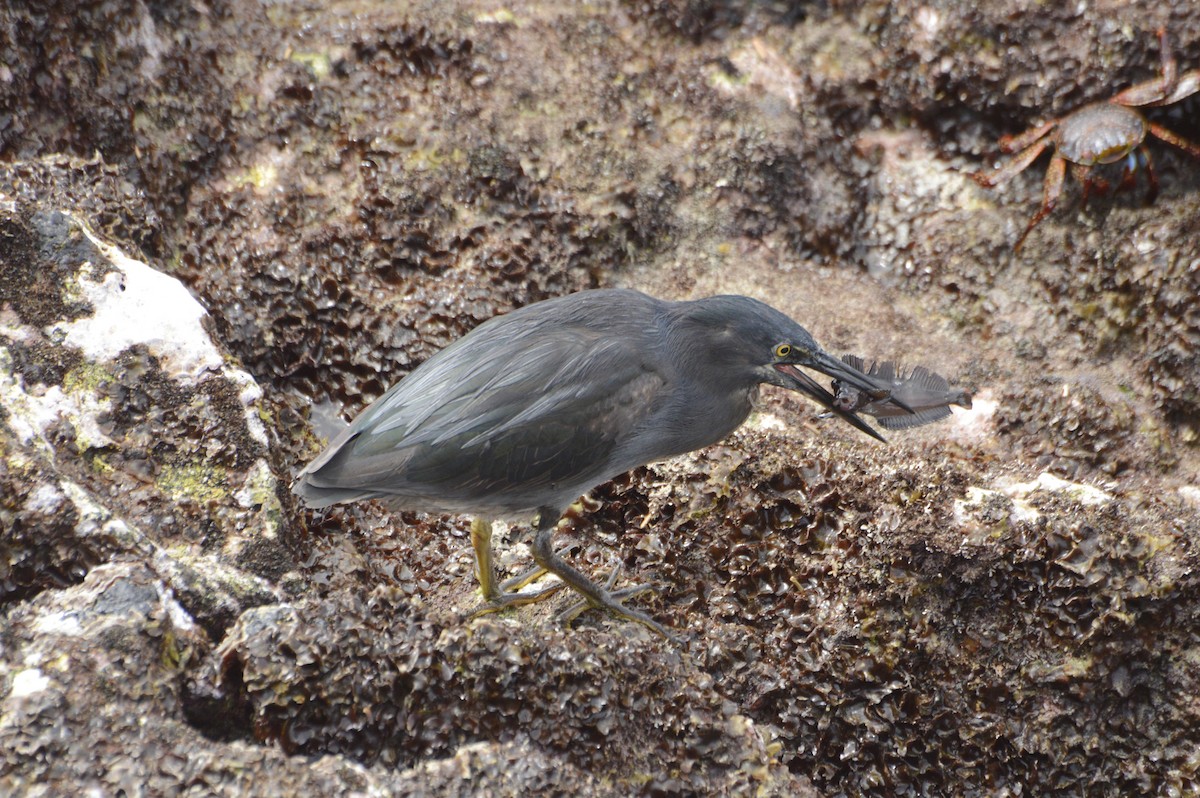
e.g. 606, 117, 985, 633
675, 296, 904, 442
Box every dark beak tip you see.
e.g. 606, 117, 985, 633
848, 411, 887, 444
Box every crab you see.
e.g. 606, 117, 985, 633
973, 28, 1200, 251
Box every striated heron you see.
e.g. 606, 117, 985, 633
293, 289, 906, 639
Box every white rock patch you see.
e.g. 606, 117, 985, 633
56, 226, 223, 382
9, 668, 51, 699
0, 357, 114, 451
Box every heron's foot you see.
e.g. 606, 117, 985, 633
499, 564, 549, 593
556, 563, 623, 621
468, 580, 567, 619
575, 586, 678, 643
556, 566, 677, 642
558, 582, 661, 624
523, 506, 683, 643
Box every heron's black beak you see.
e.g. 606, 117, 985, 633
774, 350, 905, 443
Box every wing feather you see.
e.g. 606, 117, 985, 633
297, 306, 668, 513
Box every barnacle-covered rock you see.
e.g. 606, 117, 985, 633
4, 0, 1200, 795
993, 376, 1174, 477
0, 0, 232, 248
208, 592, 810, 795
868, 2, 1195, 148
0, 197, 286, 633
1, 562, 512, 796
1093, 207, 1200, 433
855, 0, 1200, 444
565, 422, 1200, 796
1, 563, 210, 795
851, 127, 988, 280
172, 9, 685, 442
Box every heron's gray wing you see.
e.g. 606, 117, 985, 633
299, 329, 667, 506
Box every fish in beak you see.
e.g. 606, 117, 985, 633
829, 356, 972, 431
773, 349, 912, 442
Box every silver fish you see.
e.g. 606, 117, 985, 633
830, 355, 972, 430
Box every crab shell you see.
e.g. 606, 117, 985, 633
1053, 103, 1147, 166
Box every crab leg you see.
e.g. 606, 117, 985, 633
1015, 153, 1066, 251
1150, 70, 1200, 106
974, 138, 1051, 188
1072, 163, 1110, 210
1114, 78, 1169, 106
1139, 145, 1159, 205
1160, 28, 1177, 93
999, 120, 1057, 153
1146, 122, 1200, 159
1112, 28, 1176, 106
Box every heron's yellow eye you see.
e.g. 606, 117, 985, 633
774, 343, 792, 358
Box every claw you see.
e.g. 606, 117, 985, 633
556, 564, 662, 627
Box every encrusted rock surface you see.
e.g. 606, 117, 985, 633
2, 0, 1199, 796
0, 201, 286, 624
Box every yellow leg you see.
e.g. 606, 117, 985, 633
468, 515, 565, 617
468, 508, 678, 643
470, 517, 499, 601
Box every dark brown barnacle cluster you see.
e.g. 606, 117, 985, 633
210, 590, 794, 792
0, 462, 120, 604
990, 506, 1192, 790
581, 445, 848, 630
715, 125, 865, 260
993, 377, 1153, 476
345, 510, 467, 596
351, 23, 476, 80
